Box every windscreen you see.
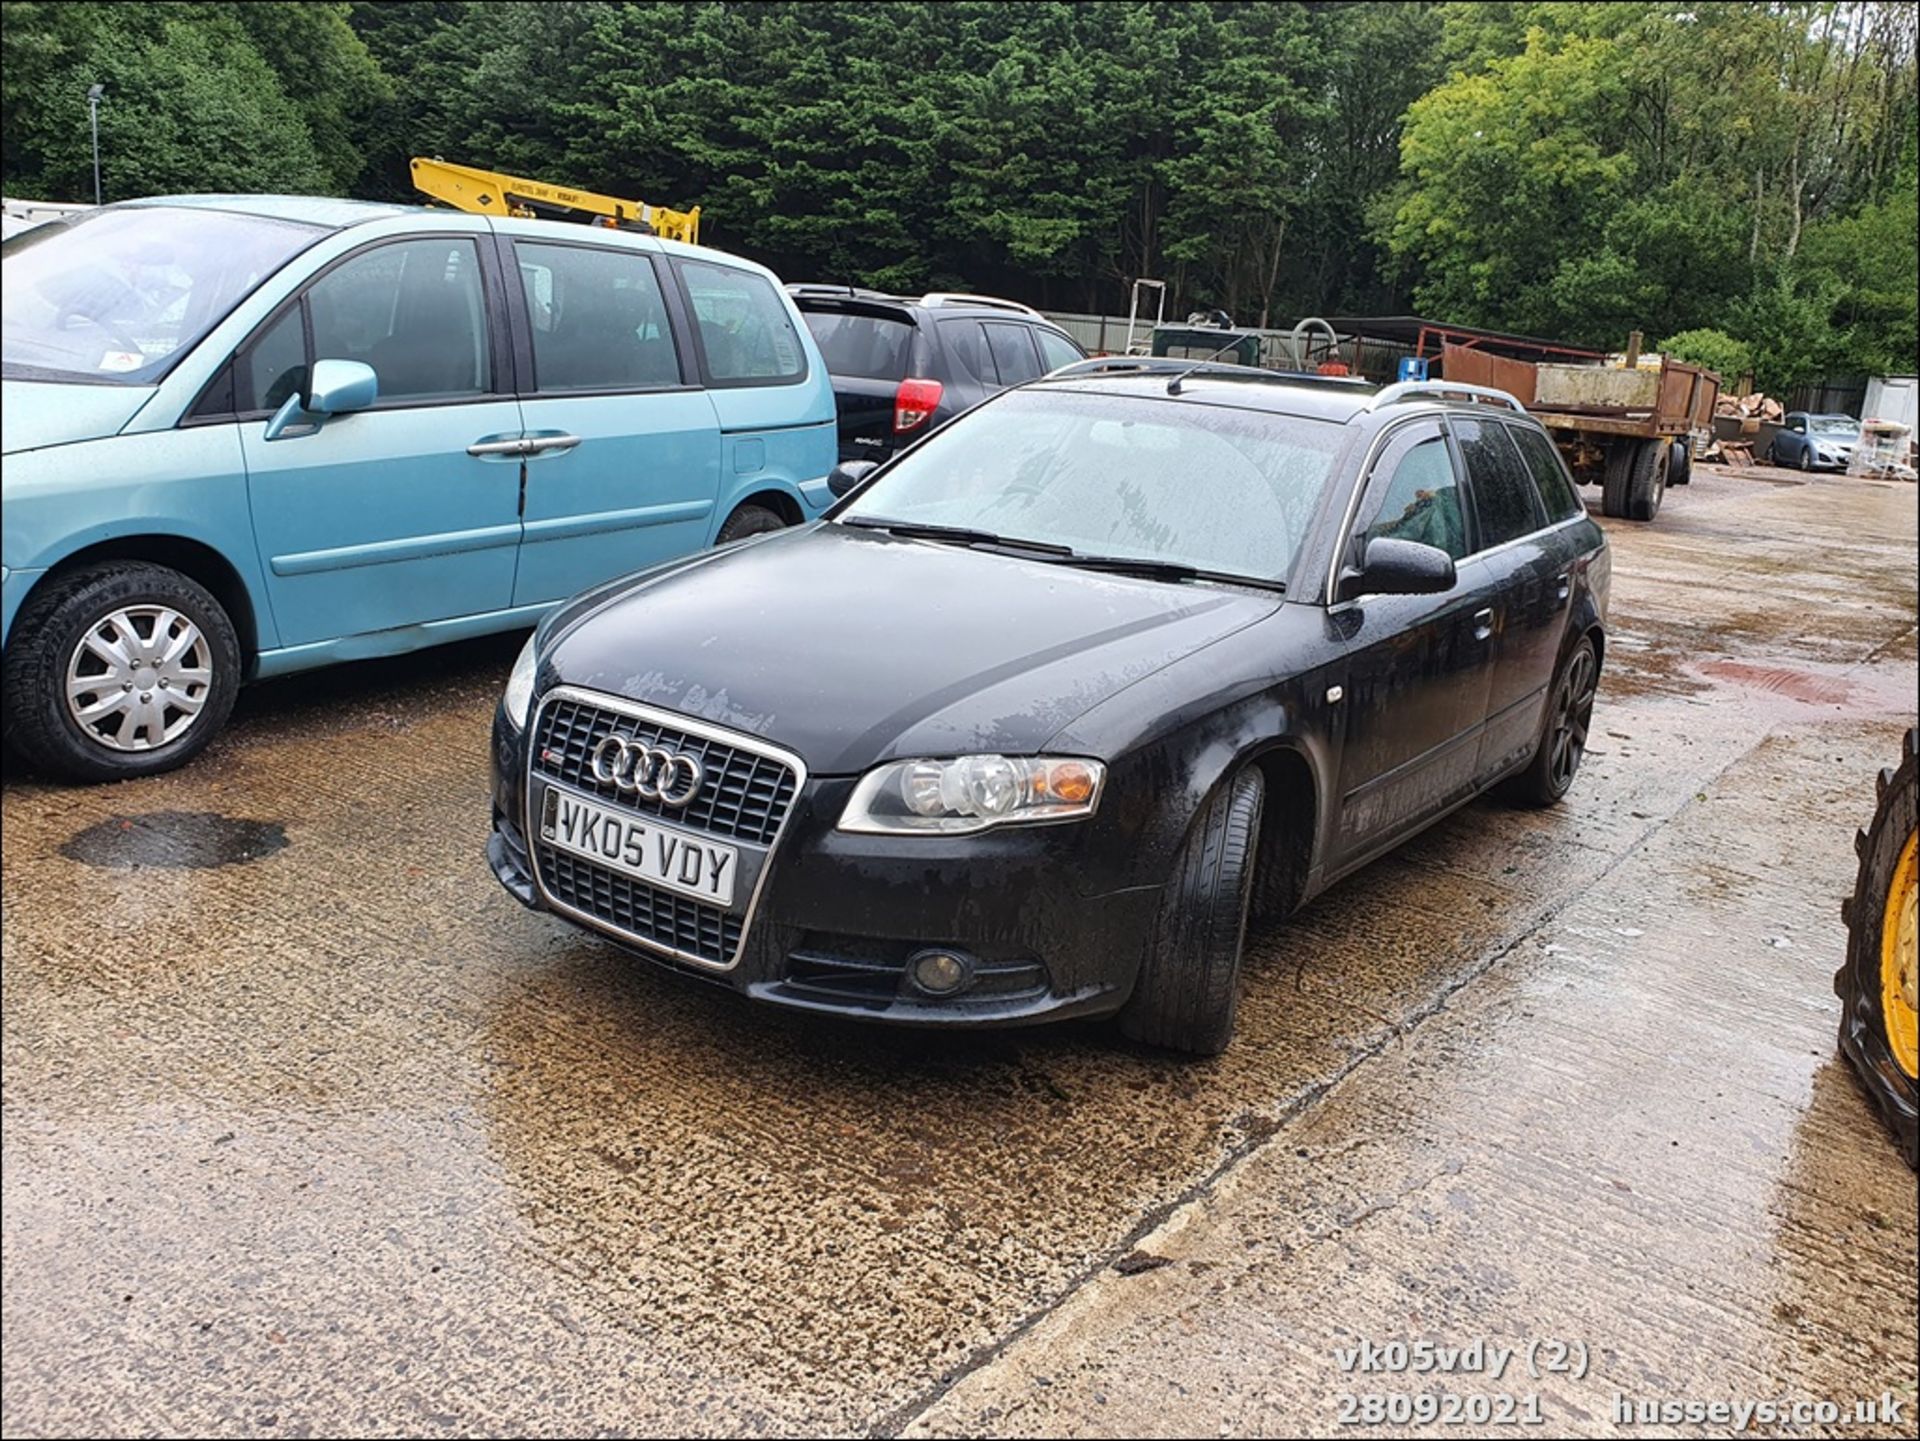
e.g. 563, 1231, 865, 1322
2, 206, 320, 384
839, 388, 1345, 582
1810, 415, 1859, 434
801, 309, 914, 380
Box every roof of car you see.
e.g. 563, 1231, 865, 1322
787, 285, 1065, 326
121, 195, 418, 228
1039, 368, 1379, 423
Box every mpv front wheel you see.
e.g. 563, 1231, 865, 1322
2, 562, 241, 783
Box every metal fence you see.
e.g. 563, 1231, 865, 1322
1041, 311, 1423, 383
1785, 376, 1869, 417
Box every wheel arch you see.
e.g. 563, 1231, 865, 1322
11, 536, 262, 665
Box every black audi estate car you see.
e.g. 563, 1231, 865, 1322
487, 361, 1609, 1053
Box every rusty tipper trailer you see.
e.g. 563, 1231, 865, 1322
1327, 318, 1720, 523
1440, 339, 1719, 522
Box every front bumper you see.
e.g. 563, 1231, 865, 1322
488, 704, 1157, 1028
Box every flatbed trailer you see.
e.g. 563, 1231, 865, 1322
1436, 341, 1718, 523
1323, 317, 1719, 523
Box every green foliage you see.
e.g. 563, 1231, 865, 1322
1658, 329, 1755, 385
2, 0, 1913, 388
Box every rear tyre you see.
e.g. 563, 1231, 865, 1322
1668, 438, 1692, 486
1600, 440, 1635, 517
1507, 634, 1599, 808
1836, 727, 1919, 1170
1118, 768, 1263, 1056
1, 562, 241, 783
715, 503, 789, 545
1622, 437, 1668, 521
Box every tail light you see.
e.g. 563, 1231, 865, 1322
894, 377, 944, 434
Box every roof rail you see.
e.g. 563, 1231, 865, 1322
1365, 380, 1526, 414
919, 291, 1043, 318
1041, 356, 1372, 388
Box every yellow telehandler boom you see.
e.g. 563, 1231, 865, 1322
409, 157, 700, 245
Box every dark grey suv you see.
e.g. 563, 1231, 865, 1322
789, 286, 1087, 461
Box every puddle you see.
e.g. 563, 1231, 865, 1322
60, 811, 289, 869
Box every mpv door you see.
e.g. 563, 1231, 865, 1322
1448, 416, 1568, 782
505, 238, 722, 608
1330, 420, 1500, 865
238, 234, 524, 647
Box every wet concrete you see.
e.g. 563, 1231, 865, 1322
2, 464, 1915, 1436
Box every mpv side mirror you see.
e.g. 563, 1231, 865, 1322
1340, 537, 1456, 601
827, 459, 879, 498
263, 359, 380, 441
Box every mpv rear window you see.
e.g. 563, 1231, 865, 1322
802, 309, 913, 380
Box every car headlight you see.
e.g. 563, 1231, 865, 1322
838, 754, 1106, 834
502, 632, 538, 730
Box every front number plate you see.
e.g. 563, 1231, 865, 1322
540, 787, 738, 906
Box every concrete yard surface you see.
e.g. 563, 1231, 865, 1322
3, 463, 1917, 1437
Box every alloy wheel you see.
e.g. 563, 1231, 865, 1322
64, 605, 214, 752
1547, 646, 1597, 793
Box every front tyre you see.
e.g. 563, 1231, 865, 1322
1118, 768, 1264, 1055
1, 562, 240, 783
1508, 634, 1599, 808
1836, 727, 1919, 1169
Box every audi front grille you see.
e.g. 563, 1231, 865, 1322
527, 689, 805, 970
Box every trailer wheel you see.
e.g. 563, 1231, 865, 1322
1600, 440, 1635, 517
1667, 438, 1692, 486
1618, 438, 1668, 521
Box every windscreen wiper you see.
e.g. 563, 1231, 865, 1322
1054, 553, 1287, 593
838, 516, 1074, 556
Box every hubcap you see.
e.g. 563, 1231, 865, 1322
64, 605, 213, 752
1882, 828, 1919, 1079
1547, 646, 1596, 793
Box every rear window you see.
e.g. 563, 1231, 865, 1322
801, 309, 913, 380
680, 259, 805, 383
1507, 423, 1583, 522
1453, 416, 1548, 549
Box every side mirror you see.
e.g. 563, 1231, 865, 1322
827, 459, 879, 498
1339, 537, 1457, 601
263, 359, 379, 441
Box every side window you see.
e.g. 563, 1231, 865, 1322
680, 259, 804, 383
1508, 424, 1583, 522
515, 242, 679, 392
1034, 326, 1085, 373
938, 319, 995, 386
1453, 416, 1548, 549
243, 304, 306, 413
1352, 424, 1470, 563
305, 238, 490, 403
984, 322, 1043, 385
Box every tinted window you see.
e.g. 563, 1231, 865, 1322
1453, 417, 1548, 548
681, 259, 804, 382
516, 243, 678, 392
938, 319, 994, 386
1508, 424, 1583, 522
841, 389, 1344, 581
307, 238, 489, 402
1354, 426, 1469, 561
1035, 327, 1085, 372
984, 322, 1042, 384
801, 309, 913, 380
1, 206, 319, 384
244, 304, 306, 412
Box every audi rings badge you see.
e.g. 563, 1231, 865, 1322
588, 736, 705, 807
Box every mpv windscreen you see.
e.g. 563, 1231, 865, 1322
839, 388, 1345, 582
2, 206, 321, 384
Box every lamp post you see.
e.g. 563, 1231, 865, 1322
87, 84, 104, 204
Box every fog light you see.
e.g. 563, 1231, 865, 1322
908, 948, 974, 997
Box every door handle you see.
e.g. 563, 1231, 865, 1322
1472, 607, 1495, 642
1555, 572, 1572, 606
523, 432, 582, 457
467, 436, 531, 457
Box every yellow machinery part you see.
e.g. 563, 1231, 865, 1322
1883, 827, 1919, 1079
410, 157, 700, 246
